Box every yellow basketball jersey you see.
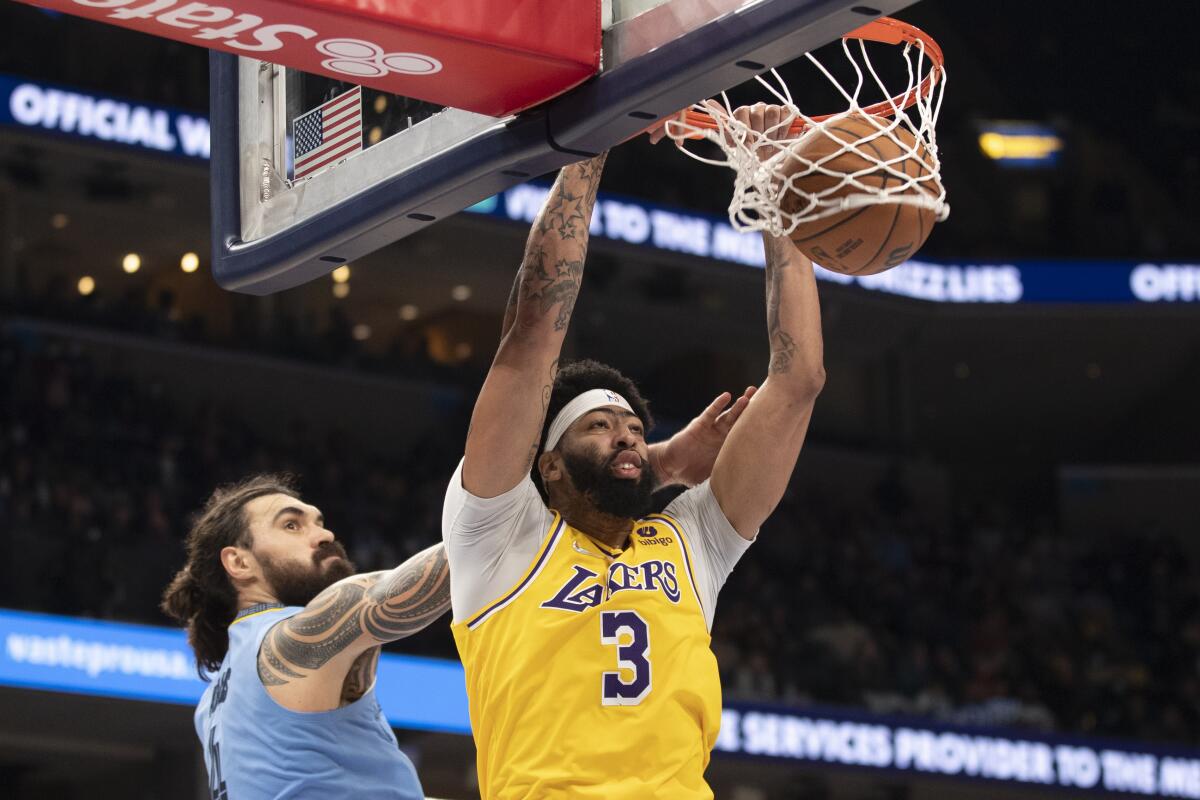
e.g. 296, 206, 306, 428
451, 511, 722, 799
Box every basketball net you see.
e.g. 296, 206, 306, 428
665, 18, 949, 238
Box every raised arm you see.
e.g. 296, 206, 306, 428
464, 154, 608, 498
256, 543, 449, 711
709, 229, 824, 538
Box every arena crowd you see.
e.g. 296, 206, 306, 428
1, 323, 1196, 747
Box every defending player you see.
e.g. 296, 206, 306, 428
161, 474, 448, 800
444, 104, 825, 798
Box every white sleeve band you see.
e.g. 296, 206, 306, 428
441, 459, 554, 623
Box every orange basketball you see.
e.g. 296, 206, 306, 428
780, 113, 941, 276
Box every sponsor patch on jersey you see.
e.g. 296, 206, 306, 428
636, 525, 673, 546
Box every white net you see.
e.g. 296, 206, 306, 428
665, 23, 949, 238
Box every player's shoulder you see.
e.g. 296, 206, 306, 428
443, 459, 553, 547
658, 481, 716, 521
235, 605, 302, 648
233, 603, 302, 632
654, 479, 749, 548
446, 457, 544, 508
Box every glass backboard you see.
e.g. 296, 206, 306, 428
211, 0, 917, 294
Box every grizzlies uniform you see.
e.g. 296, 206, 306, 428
194, 605, 424, 800
444, 460, 753, 799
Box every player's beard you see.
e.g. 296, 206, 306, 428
259, 540, 356, 607
561, 446, 657, 520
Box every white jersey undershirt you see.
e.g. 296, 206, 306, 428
441, 458, 755, 631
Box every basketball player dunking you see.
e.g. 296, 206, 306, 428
444, 105, 826, 797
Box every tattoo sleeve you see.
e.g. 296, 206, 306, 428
361, 544, 451, 640
256, 544, 451, 688
764, 235, 798, 375
506, 153, 608, 337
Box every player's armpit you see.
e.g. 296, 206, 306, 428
256, 544, 450, 709
339, 648, 380, 706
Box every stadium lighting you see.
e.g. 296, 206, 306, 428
977, 121, 1063, 167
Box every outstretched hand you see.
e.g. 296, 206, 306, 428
650, 387, 757, 488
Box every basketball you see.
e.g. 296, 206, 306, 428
780, 112, 942, 276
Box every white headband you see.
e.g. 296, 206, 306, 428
545, 389, 635, 451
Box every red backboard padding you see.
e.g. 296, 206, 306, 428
15, 0, 602, 116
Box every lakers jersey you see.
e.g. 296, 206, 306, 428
451, 511, 723, 799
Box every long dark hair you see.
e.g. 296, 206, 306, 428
531, 359, 653, 502
161, 474, 298, 678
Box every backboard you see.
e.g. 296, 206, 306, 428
211, 0, 918, 294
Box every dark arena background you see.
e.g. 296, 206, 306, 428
2, 1, 1199, 798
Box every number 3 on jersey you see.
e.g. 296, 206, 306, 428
600, 610, 651, 705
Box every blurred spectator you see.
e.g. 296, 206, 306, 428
0, 324, 1198, 748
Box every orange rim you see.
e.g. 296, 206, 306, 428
672, 17, 944, 136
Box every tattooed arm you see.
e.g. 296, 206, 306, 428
257, 543, 450, 711
708, 105, 826, 539
463, 154, 608, 498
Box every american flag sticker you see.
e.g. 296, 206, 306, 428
292, 87, 363, 181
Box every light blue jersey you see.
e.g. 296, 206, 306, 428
194, 604, 425, 800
